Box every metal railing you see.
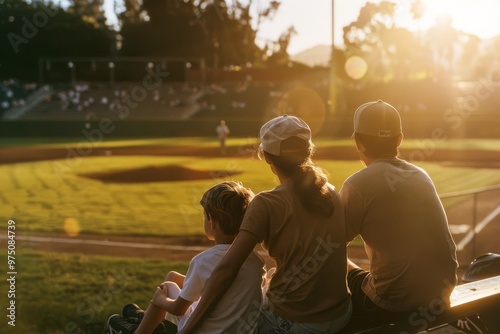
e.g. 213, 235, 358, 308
440, 184, 500, 262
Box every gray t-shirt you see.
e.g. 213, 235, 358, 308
340, 157, 458, 312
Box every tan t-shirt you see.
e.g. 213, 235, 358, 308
340, 157, 458, 312
240, 180, 350, 323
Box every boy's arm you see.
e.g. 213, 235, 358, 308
165, 271, 185, 289
136, 284, 193, 334
178, 230, 259, 333
152, 285, 193, 316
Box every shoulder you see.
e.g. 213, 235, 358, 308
251, 189, 278, 204
190, 245, 227, 264
343, 167, 368, 187
250, 187, 292, 210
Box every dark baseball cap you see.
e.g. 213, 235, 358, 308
353, 100, 402, 137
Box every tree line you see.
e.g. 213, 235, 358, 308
0, 0, 292, 80
1, 0, 498, 84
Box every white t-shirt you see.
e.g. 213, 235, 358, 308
216, 125, 229, 139
177, 244, 264, 333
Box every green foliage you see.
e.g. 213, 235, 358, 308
0, 0, 292, 81
0, 0, 114, 80
118, 0, 284, 67
341, 0, 495, 84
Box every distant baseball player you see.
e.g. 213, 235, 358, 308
215, 120, 229, 155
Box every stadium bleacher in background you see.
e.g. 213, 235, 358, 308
0, 79, 38, 118
2, 81, 208, 121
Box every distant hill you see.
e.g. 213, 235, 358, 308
290, 44, 331, 67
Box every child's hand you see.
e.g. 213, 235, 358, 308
151, 284, 168, 307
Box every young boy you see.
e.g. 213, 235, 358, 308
106, 181, 264, 334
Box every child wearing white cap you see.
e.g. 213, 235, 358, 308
179, 115, 352, 334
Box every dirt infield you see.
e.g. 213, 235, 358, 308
81, 165, 242, 183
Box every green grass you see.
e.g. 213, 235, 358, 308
1, 137, 500, 333
0, 136, 259, 149
400, 138, 500, 152
0, 249, 189, 334
3, 136, 500, 150
2, 138, 500, 237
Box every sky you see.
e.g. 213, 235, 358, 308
256, 0, 500, 54
102, 0, 500, 55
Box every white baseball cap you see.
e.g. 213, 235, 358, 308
353, 100, 402, 137
260, 115, 312, 156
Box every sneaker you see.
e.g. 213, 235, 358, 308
106, 313, 174, 334
122, 303, 145, 321
107, 314, 139, 334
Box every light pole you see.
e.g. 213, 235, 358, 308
329, 0, 337, 115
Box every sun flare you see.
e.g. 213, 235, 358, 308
415, 0, 500, 39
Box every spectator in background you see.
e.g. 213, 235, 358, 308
215, 119, 230, 155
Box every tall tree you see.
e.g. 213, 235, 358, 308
116, 0, 284, 68
70, 0, 107, 28
342, 1, 435, 83
266, 25, 296, 67
115, 0, 144, 26
0, 0, 113, 80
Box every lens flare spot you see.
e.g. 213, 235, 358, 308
276, 87, 326, 136
345, 56, 368, 80
64, 218, 81, 237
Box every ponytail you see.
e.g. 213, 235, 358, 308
263, 137, 334, 218
294, 163, 334, 217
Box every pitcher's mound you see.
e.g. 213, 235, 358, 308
80, 165, 242, 183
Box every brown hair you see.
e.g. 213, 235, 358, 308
262, 136, 335, 218
200, 181, 255, 235
354, 133, 400, 159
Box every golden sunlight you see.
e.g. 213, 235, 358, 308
63, 218, 81, 237
417, 0, 500, 39
345, 56, 368, 80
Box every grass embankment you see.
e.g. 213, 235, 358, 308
0, 249, 189, 333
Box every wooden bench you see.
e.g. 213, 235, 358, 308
339, 275, 500, 333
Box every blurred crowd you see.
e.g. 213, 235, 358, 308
0, 79, 38, 112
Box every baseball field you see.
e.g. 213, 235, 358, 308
1, 136, 500, 333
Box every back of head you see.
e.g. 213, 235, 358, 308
260, 115, 334, 218
200, 181, 254, 235
353, 100, 402, 159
